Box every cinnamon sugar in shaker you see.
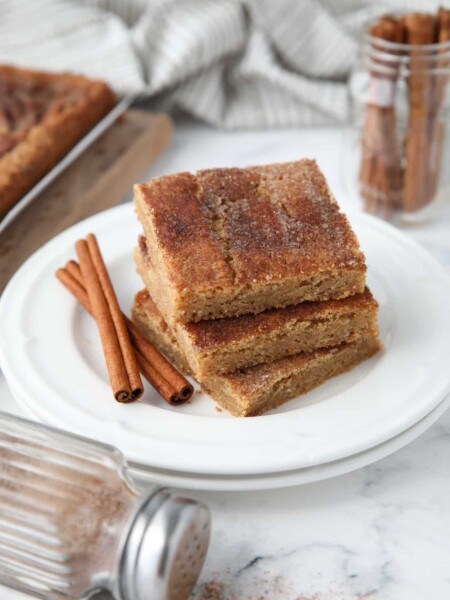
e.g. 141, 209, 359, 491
0, 411, 210, 600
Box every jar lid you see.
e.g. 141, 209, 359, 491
120, 489, 210, 600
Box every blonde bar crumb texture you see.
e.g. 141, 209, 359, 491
204, 337, 381, 417
132, 290, 381, 417
134, 159, 366, 324
134, 257, 379, 379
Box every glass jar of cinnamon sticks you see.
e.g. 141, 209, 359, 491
347, 9, 450, 221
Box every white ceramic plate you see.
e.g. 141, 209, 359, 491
7, 366, 450, 492
1, 204, 450, 477
129, 393, 450, 490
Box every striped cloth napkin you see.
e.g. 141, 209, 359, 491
0, 0, 442, 128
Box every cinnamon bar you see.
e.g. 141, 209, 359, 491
132, 290, 381, 417
0, 65, 115, 219
134, 160, 366, 324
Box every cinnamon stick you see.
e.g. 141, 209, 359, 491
126, 319, 193, 404
359, 16, 404, 215
56, 266, 90, 312
437, 8, 450, 95
75, 237, 142, 403
86, 233, 143, 400
428, 8, 450, 200
57, 261, 193, 405
65, 260, 192, 402
402, 13, 436, 212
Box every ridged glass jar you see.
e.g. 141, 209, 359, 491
0, 411, 210, 600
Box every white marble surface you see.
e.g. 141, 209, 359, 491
2, 121, 450, 599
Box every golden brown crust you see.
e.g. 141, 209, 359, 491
0, 65, 116, 219
134, 160, 366, 322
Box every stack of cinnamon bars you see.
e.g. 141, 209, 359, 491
132, 160, 381, 416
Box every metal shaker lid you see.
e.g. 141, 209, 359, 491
120, 489, 210, 600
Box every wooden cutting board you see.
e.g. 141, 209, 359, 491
0, 110, 172, 292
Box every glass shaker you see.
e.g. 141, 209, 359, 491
346, 12, 450, 222
0, 411, 210, 600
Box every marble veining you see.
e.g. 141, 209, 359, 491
188, 410, 450, 598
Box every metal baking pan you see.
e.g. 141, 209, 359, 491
0, 94, 136, 234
